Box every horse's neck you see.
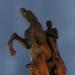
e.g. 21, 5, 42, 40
30, 20, 43, 32
30, 33, 41, 60
28, 27, 42, 60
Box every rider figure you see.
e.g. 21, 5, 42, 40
45, 20, 60, 57
45, 20, 60, 75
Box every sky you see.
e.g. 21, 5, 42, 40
0, 0, 75, 75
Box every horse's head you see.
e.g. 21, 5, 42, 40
20, 8, 38, 24
20, 7, 42, 32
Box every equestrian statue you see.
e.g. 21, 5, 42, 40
8, 8, 66, 75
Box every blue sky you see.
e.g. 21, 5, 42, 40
0, 0, 75, 75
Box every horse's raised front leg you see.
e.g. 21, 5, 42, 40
8, 33, 30, 56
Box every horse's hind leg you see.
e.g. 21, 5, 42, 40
55, 59, 66, 75
30, 65, 40, 75
36, 55, 50, 75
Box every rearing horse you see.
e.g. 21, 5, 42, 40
8, 8, 51, 75
8, 8, 66, 75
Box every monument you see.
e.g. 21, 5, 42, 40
8, 8, 66, 75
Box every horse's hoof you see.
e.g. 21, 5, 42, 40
8, 49, 16, 56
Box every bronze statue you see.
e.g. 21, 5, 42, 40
8, 8, 66, 75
